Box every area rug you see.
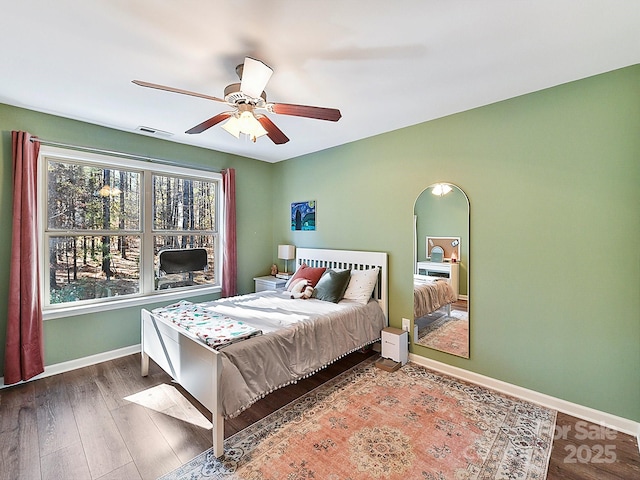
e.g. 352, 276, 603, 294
415, 309, 469, 357
160, 358, 556, 480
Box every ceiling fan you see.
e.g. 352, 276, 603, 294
133, 57, 342, 145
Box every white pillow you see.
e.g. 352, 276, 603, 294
342, 267, 379, 305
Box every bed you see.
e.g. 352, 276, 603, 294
413, 274, 456, 319
140, 248, 388, 457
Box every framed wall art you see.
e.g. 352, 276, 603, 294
291, 200, 316, 231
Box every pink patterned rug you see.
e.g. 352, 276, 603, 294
161, 358, 555, 479
416, 309, 469, 357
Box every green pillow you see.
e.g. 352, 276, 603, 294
312, 269, 351, 303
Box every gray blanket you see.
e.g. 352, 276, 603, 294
414, 278, 456, 318
196, 291, 386, 418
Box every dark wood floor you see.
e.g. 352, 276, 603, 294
1, 351, 638, 480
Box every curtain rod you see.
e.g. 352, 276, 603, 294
29, 136, 222, 173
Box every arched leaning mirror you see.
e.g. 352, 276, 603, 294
413, 183, 469, 358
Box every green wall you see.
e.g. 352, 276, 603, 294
273, 65, 640, 422
0, 105, 274, 368
1, 65, 638, 424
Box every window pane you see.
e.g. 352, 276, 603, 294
153, 175, 216, 231
48, 160, 140, 230
154, 234, 216, 290
41, 148, 222, 311
48, 235, 141, 304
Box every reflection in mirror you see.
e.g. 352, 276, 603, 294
413, 183, 469, 358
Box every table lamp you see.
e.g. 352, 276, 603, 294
277, 244, 295, 277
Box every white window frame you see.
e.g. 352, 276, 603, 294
38, 146, 223, 320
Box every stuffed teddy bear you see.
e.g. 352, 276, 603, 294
289, 279, 314, 299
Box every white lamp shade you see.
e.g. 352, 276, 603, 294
221, 116, 241, 138
239, 111, 268, 138
222, 112, 268, 141
278, 244, 295, 260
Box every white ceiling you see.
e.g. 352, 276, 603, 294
2, 1, 639, 163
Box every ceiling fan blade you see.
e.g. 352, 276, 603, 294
132, 80, 226, 103
256, 115, 290, 144
240, 57, 273, 99
270, 103, 342, 122
186, 111, 234, 134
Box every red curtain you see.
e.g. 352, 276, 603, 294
221, 168, 237, 297
4, 131, 44, 384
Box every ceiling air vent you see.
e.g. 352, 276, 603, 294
135, 126, 173, 137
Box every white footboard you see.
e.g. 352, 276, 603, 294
141, 309, 225, 458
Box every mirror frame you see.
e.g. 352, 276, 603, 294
412, 182, 470, 358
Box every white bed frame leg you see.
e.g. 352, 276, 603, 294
141, 313, 150, 376
446, 304, 452, 317
141, 352, 150, 377
212, 353, 224, 458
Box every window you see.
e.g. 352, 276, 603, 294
40, 147, 222, 314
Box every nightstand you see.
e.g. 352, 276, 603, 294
254, 275, 287, 292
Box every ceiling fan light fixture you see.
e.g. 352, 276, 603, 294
222, 110, 268, 142
221, 115, 241, 138
239, 110, 268, 138
432, 183, 453, 196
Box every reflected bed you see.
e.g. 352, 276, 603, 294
413, 274, 456, 318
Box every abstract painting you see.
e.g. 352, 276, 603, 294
291, 200, 316, 231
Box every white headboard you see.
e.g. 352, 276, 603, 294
295, 248, 388, 323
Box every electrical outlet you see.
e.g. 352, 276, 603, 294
402, 317, 411, 332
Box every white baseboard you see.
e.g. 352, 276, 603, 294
0, 344, 141, 389
409, 353, 640, 438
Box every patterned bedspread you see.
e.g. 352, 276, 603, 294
151, 300, 262, 349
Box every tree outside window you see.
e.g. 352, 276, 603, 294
43, 152, 220, 309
